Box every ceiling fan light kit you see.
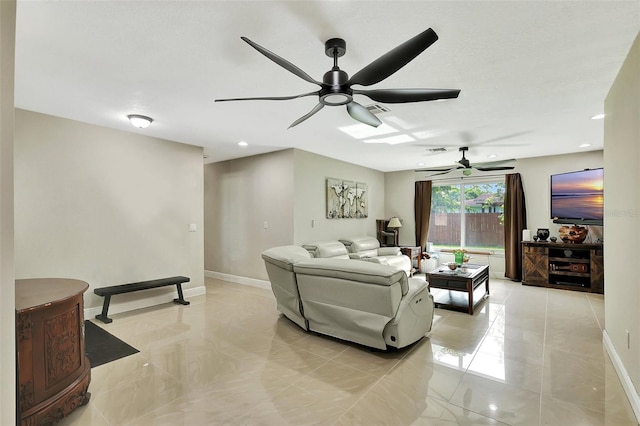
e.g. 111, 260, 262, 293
216, 28, 460, 128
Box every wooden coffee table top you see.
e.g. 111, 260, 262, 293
427, 263, 488, 279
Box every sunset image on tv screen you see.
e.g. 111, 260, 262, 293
551, 169, 604, 220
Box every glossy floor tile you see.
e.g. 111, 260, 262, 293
59, 276, 638, 425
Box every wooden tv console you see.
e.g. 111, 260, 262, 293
522, 241, 603, 293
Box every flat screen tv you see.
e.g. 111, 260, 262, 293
550, 168, 604, 225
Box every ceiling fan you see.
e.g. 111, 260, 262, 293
415, 147, 516, 176
215, 28, 460, 128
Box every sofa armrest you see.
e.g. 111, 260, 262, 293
377, 247, 401, 256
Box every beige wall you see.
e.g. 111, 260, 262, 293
14, 110, 205, 311
0, 1, 15, 424
204, 149, 294, 280
207, 147, 604, 282
384, 170, 416, 247
204, 148, 385, 280
604, 31, 640, 417
292, 149, 385, 245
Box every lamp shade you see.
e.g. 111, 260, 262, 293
387, 217, 402, 228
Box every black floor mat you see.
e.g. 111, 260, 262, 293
84, 320, 139, 368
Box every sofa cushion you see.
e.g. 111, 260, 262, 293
378, 247, 401, 256
302, 241, 350, 259
261, 245, 311, 271
340, 236, 381, 253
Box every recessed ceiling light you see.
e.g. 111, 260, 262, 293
590, 114, 605, 120
238, 141, 248, 147
488, 154, 497, 159
127, 114, 153, 129
579, 143, 592, 148
417, 162, 425, 167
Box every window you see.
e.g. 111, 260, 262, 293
428, 179, 505, 252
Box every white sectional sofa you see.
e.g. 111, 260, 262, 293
261, 245, 434, 350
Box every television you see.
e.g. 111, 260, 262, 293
550, 168, 604, 225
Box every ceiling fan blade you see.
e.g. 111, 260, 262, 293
348, 28, 438, 87
288, 103, 324, 129
353, 88, 460, 103
473, 158, 516, 167
474, 166, 516, 172
346, 102, 382, 127
216, 91, 319, 102
241, 37, 322, 86
415, 167, 456, 172
429, 170, 454, 176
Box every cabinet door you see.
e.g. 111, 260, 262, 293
590, 248, 604, 293
523, 245, 548, 284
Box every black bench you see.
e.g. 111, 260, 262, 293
94, 276, 190, 323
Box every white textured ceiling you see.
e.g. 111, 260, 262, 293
14, 1, 640, 172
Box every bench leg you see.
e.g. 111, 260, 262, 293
173, 283, 190, 306
95, 294, 113, 324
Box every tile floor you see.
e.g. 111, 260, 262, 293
61, 276, 638, 425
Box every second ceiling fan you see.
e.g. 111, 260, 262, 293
416, 147, 516, 176
215, 28, 460, 128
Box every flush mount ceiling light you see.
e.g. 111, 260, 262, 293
127, 114, 153, 129
238, 141, 248, 147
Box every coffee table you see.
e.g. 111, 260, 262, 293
426, 264, 489, 315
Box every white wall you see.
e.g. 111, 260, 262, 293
603, 32, 640, 421
0, 1, 15, 423
14, 110, 205, 311
204, 149, 294, 281
293, 149, 385, 245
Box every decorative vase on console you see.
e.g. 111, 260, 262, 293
536, 228, 550, 242
558, 225, 588, 244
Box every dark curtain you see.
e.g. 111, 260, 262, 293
414, 181, 432, 250
504, 173, 527, 280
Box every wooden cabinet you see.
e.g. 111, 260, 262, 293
16, 278, 91, 425
521, 242, 604, 293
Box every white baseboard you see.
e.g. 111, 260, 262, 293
603, 330, 640, 423
205, 270, 271, 290
84, 285, 206, 320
